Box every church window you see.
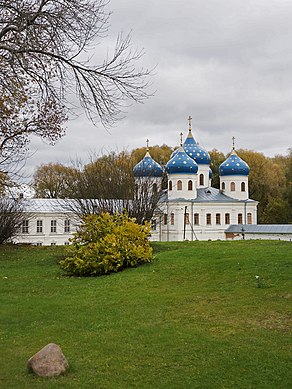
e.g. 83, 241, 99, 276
199, 174, 204, 186
51, 220, 57, 233
206, 213, 211, 225
194, 213, 199, 225
241, 182, 245, 192
177, 180, 182, 190
231, 182, 235, 191
188, 180, 193, 190
216, 213, 221, 225
238, 213, 243, 224
171, 213, 175, 225
36, 220, 43, 233
153, 183, 158, 193
64, 219, 70, 233
163, 214, 167, 225
21, 220, 29, 234
184, 213, 190, 225
222, 182, 225, 191
169, 180, 172, 191
151, 219, 157, 230
225, 213, 230, 224
247, 213, 252, 224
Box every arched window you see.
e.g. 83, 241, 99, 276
199, 173, 204, 186
222, 182, 225, 191
169, 180, 172, 191
153, 183, 157, 193
238, 213, 243, 224
188, 180, 193, 190
194, 213, 199, 225
230, 182, 235, 191
241, 182, 245, 192
171, 213, 175, 225
177, 180, 182, 190
247, 213, 252, 224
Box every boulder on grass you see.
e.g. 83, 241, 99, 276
27, 343, 69, 377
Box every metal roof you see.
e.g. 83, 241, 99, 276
167, 187, 257, 203
21, 198, 76, 213
225, 224, 292, 234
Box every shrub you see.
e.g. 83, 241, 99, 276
59, 212, 152, 276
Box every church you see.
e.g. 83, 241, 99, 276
13, 117, 261, 245
133, 117, 258, 241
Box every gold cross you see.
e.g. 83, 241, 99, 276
188, 115, 192, 129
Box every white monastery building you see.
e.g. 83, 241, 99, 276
17, 117, 292, 245
133, 119, 258, 242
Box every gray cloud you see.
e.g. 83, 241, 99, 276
25, 0, 292, 179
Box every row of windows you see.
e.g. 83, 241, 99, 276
222, 181, 246, 192
169, 174, 205, 191
35, 242, 70, 246
163, 212, 252, 225
21, 219, 70, 234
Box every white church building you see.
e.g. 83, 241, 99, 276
133, 119, 258, 241
13, 118, 263, 245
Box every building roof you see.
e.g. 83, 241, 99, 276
219, 149, 250, 176
183, 129, 211, 164
165, 187, 257, 203
133, 151, 163, 177
21, 198, 76, 213
225, 224, 292, 234
165, 147, 198, 174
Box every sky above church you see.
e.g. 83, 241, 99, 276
27, 0, 292, 178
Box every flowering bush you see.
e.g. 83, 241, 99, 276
59, 212, 152, 276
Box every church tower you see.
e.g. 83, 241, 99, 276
182, 116, 211, 189
219, 138, 250, 200
133, 140, 163, 196
165, 133, 198, 200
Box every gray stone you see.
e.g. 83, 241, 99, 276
27, 343, 69, 377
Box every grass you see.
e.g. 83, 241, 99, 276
0, 240, 291, 389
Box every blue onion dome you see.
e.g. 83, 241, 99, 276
219, 149, 250, 176
170, 147, 179, 159
209, 168, 213, 179
133, 151, 163, 177
183, 129, 211, 164
166, 147, 198, 174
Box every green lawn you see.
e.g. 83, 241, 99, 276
0, 241, 291, 389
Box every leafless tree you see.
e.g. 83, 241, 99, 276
56, 151, 165, 224
0, 0, 151, 177
0, 197, 27, 244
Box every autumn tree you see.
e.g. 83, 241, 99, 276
208, 148, 225, 188
0, 0, 151, 176
131, 144, 173, 166
236, 149, 288, 223
33, 163, 78, 198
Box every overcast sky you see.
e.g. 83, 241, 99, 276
27, 0, 292, 178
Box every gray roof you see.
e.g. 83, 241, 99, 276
167, 187, 257, 203
21, 198, 76, 213
225, 224, 292, 234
